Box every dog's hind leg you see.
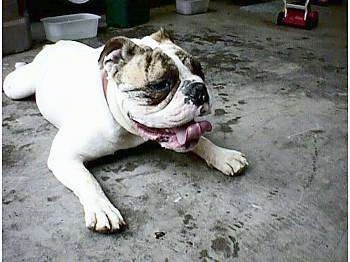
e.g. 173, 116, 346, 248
3, 62, 38, 100
192, 137, 249, 176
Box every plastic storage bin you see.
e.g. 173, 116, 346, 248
41, 13, 100, 42
106, 0, 150, 28
176, 0, 209, 15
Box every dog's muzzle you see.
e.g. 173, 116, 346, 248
182, 81, 210, 107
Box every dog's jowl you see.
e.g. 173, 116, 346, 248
3, 29, 248, 233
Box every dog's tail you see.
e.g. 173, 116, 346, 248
3, 61, 36, 100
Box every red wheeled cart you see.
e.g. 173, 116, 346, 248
277, 0, 319, 29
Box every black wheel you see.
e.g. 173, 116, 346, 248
306, 13, 318, 29
277, 11, 284, 25
313, 15, 319, 27
306, 17, 313, 29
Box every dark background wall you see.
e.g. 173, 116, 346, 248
25, 0, 175, 21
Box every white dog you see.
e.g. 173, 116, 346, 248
3, 29, 248, 233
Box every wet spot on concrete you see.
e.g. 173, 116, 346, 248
199, 249, 218, 261
214, 109, 227, 116
226, 117, 241, 125
12, 127, 35, 135
218, 93, 228, 97
305, 90, 312, 97
318, 57, 326, 62
221, 97, 229, 102
102, 165, 122, 174
211, 221, 227, 233
3, 145, 15, 157
183, 214, 194, 225
269, 189, 278, 196
228, 236, 240, 257
101, 176, 110, 181
233, 223, 242, 229
121, 162, 138, 172
177, 208, 185, 216
47, 196, 60, 202
154, 231, 166, 239
35, 121, 52, 132
211, 237, 232, 258
2, 122, 10, 128
29, 112, 42, 117
3, 115, 16, 125
212, 83, 225, 90
3, 189, 26, 205
10, 223, 20, 231
183, 214, 197, 230
199, 249, 209, 259
154, 160, 168, 170
2, 145, 19, 166
238, 100, 246, 105
121, 208, 150, 232
19, 143, 32, 151
219, 123, 232, 133
186, 240, 194, 246
219, 116, 242, 133
205, 35, 222, 44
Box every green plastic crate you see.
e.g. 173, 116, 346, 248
106, 0, 150, 28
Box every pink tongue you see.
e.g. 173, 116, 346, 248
175, 121, 212, 146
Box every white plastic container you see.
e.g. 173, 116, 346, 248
41, 13, 100, 42
176, 0, 209, 15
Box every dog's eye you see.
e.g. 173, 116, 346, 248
150, 79, 172, 92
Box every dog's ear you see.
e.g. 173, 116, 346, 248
150, 28, 174, 43
98, 36, 144, 70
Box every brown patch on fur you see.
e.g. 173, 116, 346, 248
175, 49, 189, 62
117, 55, 148, 88
116, 49, 178, 87
147, 49, 178, 83
115, 49, 179, 105
175, 49, 205, 80
98, 37, 144, 69
99, 34, 181, 106
150, 28, 174, 43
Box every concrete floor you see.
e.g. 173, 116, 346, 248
2, 1, 347, 261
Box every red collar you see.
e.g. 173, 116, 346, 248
101, 71, 108, 100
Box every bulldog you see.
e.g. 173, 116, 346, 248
3, 29, 248, 233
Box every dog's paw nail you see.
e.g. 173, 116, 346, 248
216, 150, 248, 176
84, 202, 126, 233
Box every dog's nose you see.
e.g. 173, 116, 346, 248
183, 82, 210, 106
199, 102, 211, 116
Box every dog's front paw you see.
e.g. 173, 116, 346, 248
83, 198, 126, 233
212, 149, 249, 176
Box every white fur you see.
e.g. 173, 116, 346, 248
4, 40, 143, 232
3, 38, 248, 233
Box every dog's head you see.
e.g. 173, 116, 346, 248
98, 29, 212, 152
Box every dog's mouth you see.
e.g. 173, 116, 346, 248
133, 120, 212, 151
